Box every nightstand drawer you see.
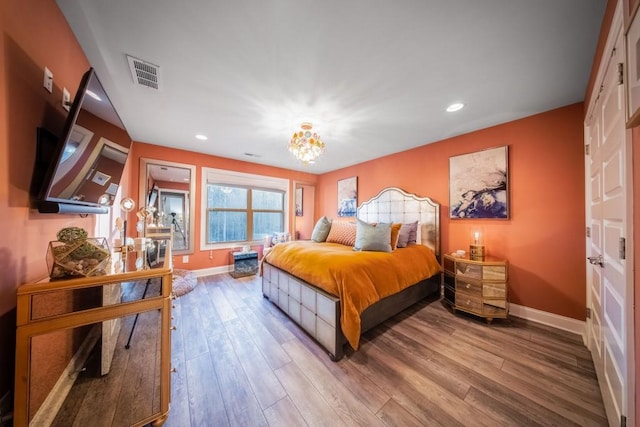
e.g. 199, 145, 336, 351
455, 277, 482, 297
457, 295, 482, 313
455, 261, 482, 279
483, 282, 507, 298
483, 300, 507, 316
484, 265, 506, 281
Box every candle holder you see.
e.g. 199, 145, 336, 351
469, 231, 485, 261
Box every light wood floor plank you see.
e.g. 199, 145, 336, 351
274, 362, 345, 427
184, 353, 229, 426
282, 339, 386, 426
224, 317, 287, 410
264, 396, 308, 427
375, 398, 425, 427
235, 305, 292, 370
206, 321, 269, 426
291, 326, 391, 413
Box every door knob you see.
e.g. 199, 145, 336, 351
587, 255, 604, 267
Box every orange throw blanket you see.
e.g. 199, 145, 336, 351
264, 241, 441, 349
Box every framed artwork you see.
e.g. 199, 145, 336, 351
449, 146, 508, 219
337, 176, 357, 217
627, 10, 640, 127
295, 187, 303, 216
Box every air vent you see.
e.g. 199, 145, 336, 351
126, 55, 160, 90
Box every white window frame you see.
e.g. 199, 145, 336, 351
200, 167, 289, 250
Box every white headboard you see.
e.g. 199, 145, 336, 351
357, 187, 440, 257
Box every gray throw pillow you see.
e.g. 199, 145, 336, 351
397, 221, 418, 248
311, 216, 332, 242
353, 219, 392, 252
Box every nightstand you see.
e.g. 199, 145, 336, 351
442, 254, 508, 323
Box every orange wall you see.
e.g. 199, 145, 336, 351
317, 104, 587, 320
130, 142, 318, 269
0, 0, 98, 398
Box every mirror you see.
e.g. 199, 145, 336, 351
139, 158, 196, 255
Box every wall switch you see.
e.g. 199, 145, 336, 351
182, 255, 189, 263
43, 67, 53, 93
62, 87, 70, 111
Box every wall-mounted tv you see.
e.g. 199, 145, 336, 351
35, 68, 132, 214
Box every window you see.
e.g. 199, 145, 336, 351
201, 168, 289, 249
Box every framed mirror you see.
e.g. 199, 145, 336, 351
139, 158, 196, 255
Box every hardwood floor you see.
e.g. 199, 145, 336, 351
164, 273, 607, 427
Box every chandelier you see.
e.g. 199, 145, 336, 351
288, 122, 325, 164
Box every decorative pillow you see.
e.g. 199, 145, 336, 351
326, 220, 357, 246
390, 223, 402, 250
354, 219, 392, 252
397, 221, 418, 248
271, 232, 290, 246
311, 216, 332, 242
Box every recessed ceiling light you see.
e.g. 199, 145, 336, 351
446, 103, 464, 112
195, 134, 208, 140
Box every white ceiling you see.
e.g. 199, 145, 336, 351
56, 0, 606, 174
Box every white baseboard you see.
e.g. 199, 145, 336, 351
509, 303, 586, 344
31, 324, 101, 426
191, 265, 232, 277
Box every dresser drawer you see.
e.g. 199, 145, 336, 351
483, 282, 507, 298
455, 261, 482, 279
457, 295, 482, 314
455, 277, 482, 297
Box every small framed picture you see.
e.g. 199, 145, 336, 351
337, 176, 357, 217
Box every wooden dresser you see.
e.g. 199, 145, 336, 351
14, 243, 173, 427
442, 253, 508, 323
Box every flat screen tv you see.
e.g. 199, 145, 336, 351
35, 68, 132, 214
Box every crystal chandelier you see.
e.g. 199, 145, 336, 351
288, 122, 325, 164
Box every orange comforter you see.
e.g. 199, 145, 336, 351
264, 241, 441, 349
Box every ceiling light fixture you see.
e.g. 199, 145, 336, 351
195, 134, 208, 140
446, 103, 465, 112
288, 122, 325, 165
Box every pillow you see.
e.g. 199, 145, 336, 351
397, 221, 418, 248
325, 221, 357, 246
271, 232, 290, 246
390, 223, 402, 250
311, 216, 332, 242
354, 219, 392, 252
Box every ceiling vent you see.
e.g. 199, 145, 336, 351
126, 55, 160, 90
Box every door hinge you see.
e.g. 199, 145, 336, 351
621, 414, 626, 427
585, 144, 590, 155
586, 307, 592, 319
619, 237, 626, 260
586, 227, 591, 238
617, 63, 624, 85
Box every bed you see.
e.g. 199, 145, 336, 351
262, 187, 442, 360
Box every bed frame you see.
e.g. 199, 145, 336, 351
262, 187, 441, 361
